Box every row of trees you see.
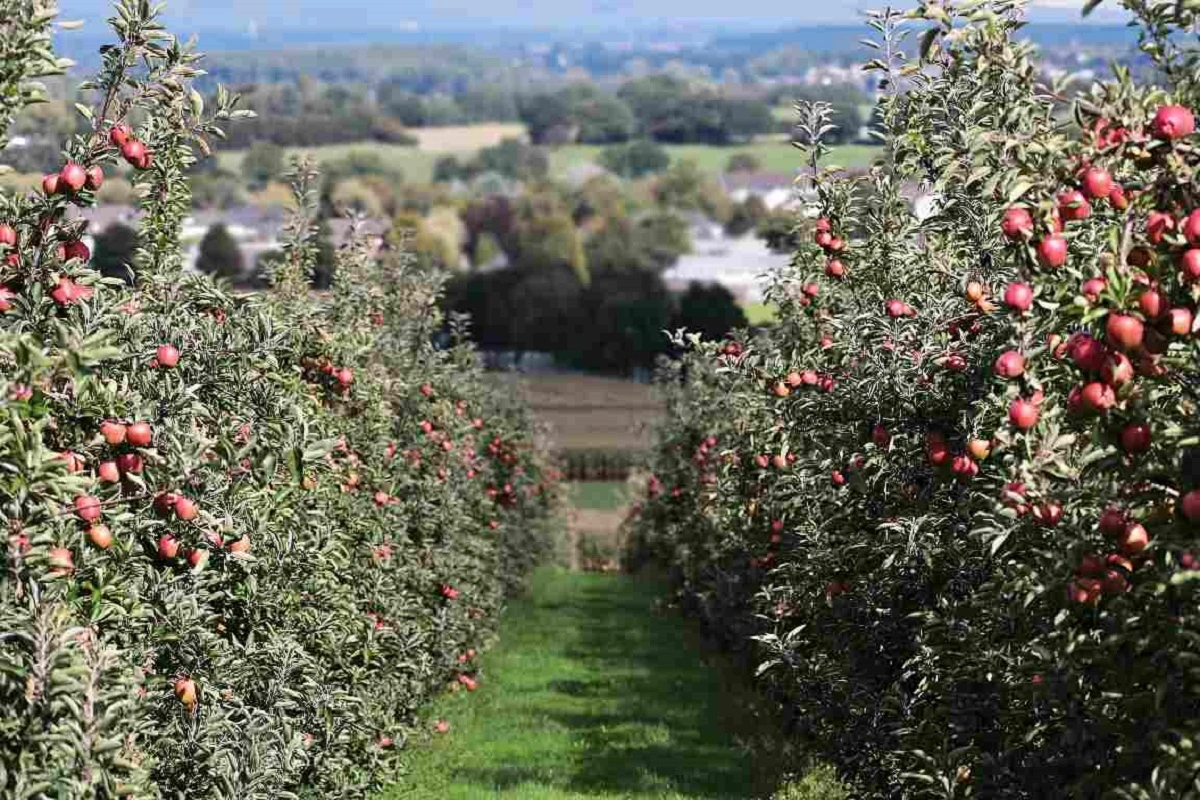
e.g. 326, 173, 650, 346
0, 4, 554, 799
632, 1, 1200, 796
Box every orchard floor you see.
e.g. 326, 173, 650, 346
380, 567, 783, 800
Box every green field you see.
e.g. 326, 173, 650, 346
742, 302, 780, 325
568, 481, 630, 511
380, 568, 811, 799
217, 136, 879, 184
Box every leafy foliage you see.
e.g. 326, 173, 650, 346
0, 3, 555, 798
631, 2, 1200, 797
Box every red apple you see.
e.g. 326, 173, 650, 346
1057, 189, 1091, 222
1106, 313, 1144, 351
59, 162, 87, 193
1001, 206, 1033, 240
1009, 398, 1039, 430
97, 461, 120, 483
1181, 249, 1200, 281
157, 534, 179, 559
156, 344, 180, 368
993, 350, 1025, 379
126, 422, 152, 447
1036, 236, 1068, 268
1080, 167, 1113, 200
1119, 522, 1150, 555
1080, 382, 1116, 413
1166, 307, 1193, 336
1138, 289, 1166, 319
1182, 489, 1200, 522
1120, 423, 1152, 453
1152, 104, 1195, 140
1004, 282, 1034, 312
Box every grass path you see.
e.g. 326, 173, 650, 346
381, 567, 784, 799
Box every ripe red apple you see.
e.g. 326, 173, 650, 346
1004, 282, 1033, 312
228, 535, 251, 553
1101, 568, 1129, 596
967, 439, 991, 461
1067, 334, 1107, 372
831, 469, 846, 486
173, 677, 197, 709
126, 422, 152, 447
86, 524, 112, 549
1120, 423, 1152, 453
771, 454, 787, 470
62, 240, 90, 263
1106, 314, 1144, 351
116, 452, 143, 474
1057, 190, 1091, 222
60, 451, 84, 473
1119, 522, 1149, 555
885, 299, 913, 318
1183, 210, 1200, 247
187, 549, 209, 569
0, 224, 15, 246
1068, 578, 1102, 605
1108, 184, 1128, 210
109, 124, 131, 147
1036, 235, 1068, 268
1138, 289, 1166, 319
1152, 104, 1195, 140
825, 259, 845, 278
993, 350, 1025, 379
121, 139, 146, 167
1106, 553, 1134, 573
1099, 506, 1127, 536
1081, 277, 1107, 302
1181, 249, 1200, 281
157, 534, 180, 559
1033, 501, 1063, 527
0, 285, 14, 313
926, 432, 949, 466
1182, 489, 1200, 522
85, 165, 104, 191
74, 495, 102, 522
59, 162, 87, 193
814, 230, 833, 248
1001, 206, 1033, 240
97, 461, 120, 483
1166, 307, 1194, 336
174, 496, 198, 521
1078, 554, 1105, 577
156, 344, 180, 368
41, 173, 60, 195
336, 367, 354, 386
1009, 398, 1039, 430
1080, 382, 1116, 413
1147, 211, 1176, 245
1080, 167, 1113, 200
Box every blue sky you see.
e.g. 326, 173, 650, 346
56, 0, 1128, 33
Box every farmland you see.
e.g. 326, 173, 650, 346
495, 373, 663, 452
216, 128, 880, 183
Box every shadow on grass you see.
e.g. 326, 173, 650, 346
420, 570, 784, 799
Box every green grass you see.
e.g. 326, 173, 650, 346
567, 481, 630, 511
218, 142, 446, 183
216, 133, 879, 186
742, 302, 780, 326
549, 141, 877, 177
381, 568, 789, 799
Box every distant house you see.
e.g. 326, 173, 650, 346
666, 216, 791, 304
718, 171, 799, 210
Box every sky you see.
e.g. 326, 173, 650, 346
56, 0, 1129, 35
